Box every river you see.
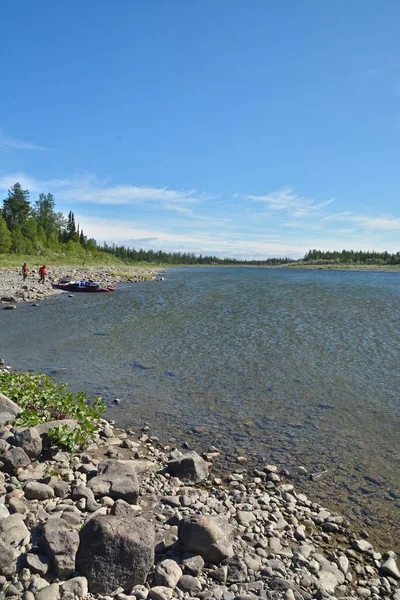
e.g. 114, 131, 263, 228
0, 267, 399, 551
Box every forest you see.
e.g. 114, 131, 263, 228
0, 182, 293, 265
1, 182, 399, 266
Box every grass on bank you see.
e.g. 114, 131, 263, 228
0, 371, 106, 451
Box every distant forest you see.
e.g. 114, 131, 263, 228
1, 182, 399, 266
303, 249, 400, 265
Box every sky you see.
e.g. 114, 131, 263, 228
1, 1, 400, 259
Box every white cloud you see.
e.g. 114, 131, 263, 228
0, 129, 48, 151
242, 187, 335, 217
0, 171, 214, 217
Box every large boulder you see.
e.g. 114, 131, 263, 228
0, 393, 21, 425
76, 515, 155, 594
87, 460, 139, 503
167, 451, 209, 483
0, 446, 30, 475
178, 515, 233, 563
14, 427, 42, 458
41, 518, 80, 578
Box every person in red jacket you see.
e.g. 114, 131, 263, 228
38, 264, 47, 284
21, 263, 29, 281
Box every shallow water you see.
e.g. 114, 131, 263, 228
1, 267, 399, 551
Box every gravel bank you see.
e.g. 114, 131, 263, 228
0, 266, 164, 305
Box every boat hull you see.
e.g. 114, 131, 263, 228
52, 284, 113, 292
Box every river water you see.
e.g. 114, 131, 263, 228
0, 267, 399, 551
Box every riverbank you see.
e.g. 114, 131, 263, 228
0, 366, 399, 600
0, 265, 165, 305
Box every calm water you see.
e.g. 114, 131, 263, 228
0, 267, 399, 550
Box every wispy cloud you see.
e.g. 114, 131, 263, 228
241, 187, 335, 217
0, 171, 214, 217
0, 129, 48, 151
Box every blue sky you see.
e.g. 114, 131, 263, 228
1, 1, 400, 259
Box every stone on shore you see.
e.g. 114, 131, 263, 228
0, 446, 30, 474
381, 556, 400, 579
178, 514, 233, 563
87, 460, 139, 503
167, 451, 209, 483
76, 515, 155, 594
14, 426, 42, 458
41, 518, 80, 578
0, 513, 30, 547
154, 559, 183, 588
0, 539, 18, 577
0, 392, 21, 425
24, 481, 55, 500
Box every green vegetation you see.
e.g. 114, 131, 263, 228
0, 371, 106, 451
303, 249, 400, 266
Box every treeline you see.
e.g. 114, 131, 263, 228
100, 242, 293, 266
0, 182, 97, 255
303, 249, 400, 265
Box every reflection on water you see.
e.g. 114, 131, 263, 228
1, 267, 399, 550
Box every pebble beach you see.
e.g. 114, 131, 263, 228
0, 266, 163, 305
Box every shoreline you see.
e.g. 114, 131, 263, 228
0, 364, 399, 598
0, 265, 165, 306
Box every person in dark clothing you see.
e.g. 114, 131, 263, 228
21, 263, 29, 281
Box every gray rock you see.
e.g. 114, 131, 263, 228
148, 586, 173, 600
14, 427, 42, 458
35, 583, 60, 600
381, 556, 400, 579
0, 504, 10, 519
87, 460, 139, 503
1, 446, 30, 474
26, 553, 51, 575
110, 499, 142, 518
182, 553, 205, 576
209, 565, 228, 584
226, 557, 248, 583
167, 451, 209, 483
8, 497, 28, 515
236, 510, 256, 525
352, 539, 373, 553
76, 515, 155, 594
41, 518, 80, 578
0, 393, 21, 425
178, 515, 233, 563
154, 559, 183, 588
0, 513, 30, 546
71, 484, 101, 512
0, 439, 11, 453
0, 538, 18, 576
178, 575, 201, 593
24, 481, 55, 500
59, 577, 88, 598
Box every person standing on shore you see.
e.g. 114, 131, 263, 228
21, 263, 29, 281
38, 264, 47, 284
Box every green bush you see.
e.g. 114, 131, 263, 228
0, 371, 106, 451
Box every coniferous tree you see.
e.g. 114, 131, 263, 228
2, 183, 31, 230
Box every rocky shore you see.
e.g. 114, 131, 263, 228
0, 266, 164, 306
0, 365, 399, 600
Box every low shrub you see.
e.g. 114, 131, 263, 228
0, 371, 106, 451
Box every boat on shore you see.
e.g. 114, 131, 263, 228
52, 279, 115, 293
